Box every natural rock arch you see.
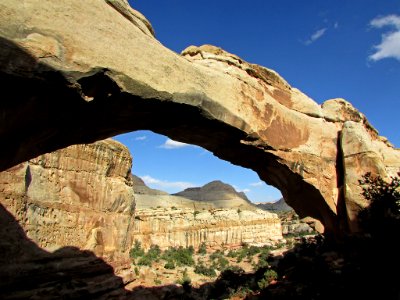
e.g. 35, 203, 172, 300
1, 0, 399, 236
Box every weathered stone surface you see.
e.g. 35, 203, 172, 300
0, 139, 135, 267
0, 203, 129, 299
132, 178, 282, 249
341, 121, 400, 232
0, 0, 399, 237
133, 207, 283, 250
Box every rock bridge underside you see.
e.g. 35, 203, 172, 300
1, 0, 400, 238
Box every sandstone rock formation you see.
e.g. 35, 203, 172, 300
132, 177, 281, 249
0, 0, 399, 236
133, 207, 282, 250
0, 139, 135, 267
173, 180, 254, 209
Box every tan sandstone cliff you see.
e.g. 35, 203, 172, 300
133, 207, 282, 250
1, 0, 399, 238
0, 139, 135, 266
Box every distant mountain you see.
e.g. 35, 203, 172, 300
173, 180, 254, 209
132, 175, 168, 196
132, 175, 213, 210
256, 198, 292, 212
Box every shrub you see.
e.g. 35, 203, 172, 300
161, 246, 195, 266
194, 262, 217, 277
137, 255, 154, 266
197, 242, 207, 255
164, 260, 175, 269
130, 240, 145, 262
147, 244, 161, 261
177, 268, 191, 286
257, 269, 277, 289
359, 172, 400, 238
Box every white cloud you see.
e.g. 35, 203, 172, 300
233, 185, 251, 193
369, 15, 400, 62
135, 136, 147, 141
140, 175, 196, 191
334, 22, 339, 29
304, 28, 327, 45
159, 138, 191, 149
250, 181, 264, 187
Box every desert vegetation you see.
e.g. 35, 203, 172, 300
127, 172, 400, 299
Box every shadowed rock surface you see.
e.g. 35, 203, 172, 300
256, 198, 292, 212
1, 0, 399, 237
0, 139, 136, 283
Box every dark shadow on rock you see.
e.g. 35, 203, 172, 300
0, 204, 129, 299
0, 36, 342, 238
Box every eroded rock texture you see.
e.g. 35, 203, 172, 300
133, 208, 282, 250
0, 0, 399, 236
0, 139, 135, 298
0, 139, 135, 266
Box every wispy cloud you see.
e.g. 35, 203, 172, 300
334, 22, 339, 29
140, 175, 196, 191
250, 181, 264, 187
135, 136, 147, 141
304, 28, 327, 45
233, 185, 251, 193
369, 14, 400, 62
159, 138, 192, 149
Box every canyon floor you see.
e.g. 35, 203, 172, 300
123, 236, 299, 299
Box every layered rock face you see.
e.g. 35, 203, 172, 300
0, 139, 135, 266
132, 178, 282, 249
0, 0, 399, 235
133, 207, 282, 250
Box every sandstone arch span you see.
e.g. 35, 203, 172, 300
1, 0, 399, 235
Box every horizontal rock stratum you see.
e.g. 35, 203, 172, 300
0, 139, 136, 264
133, 207, 282, 250
0, 139, 136, 298
1, 0, 399, 237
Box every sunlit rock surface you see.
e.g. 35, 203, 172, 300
1, 0, 399, 236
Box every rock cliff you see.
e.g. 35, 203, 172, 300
132, 177, 282, 249
0, 139, 135, 266
133, 207, 282, 250
1, 0, 399, 237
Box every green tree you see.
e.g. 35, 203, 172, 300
197, 242, 207, 255
359, 172, 400, 238
130, 240, 145, 263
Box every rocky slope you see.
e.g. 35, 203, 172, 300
133, 175, 213, 210
257, 199, 314, 235
174, 180, 254, 209
256, 198, 292, 212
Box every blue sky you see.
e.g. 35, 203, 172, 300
115, 1, 400, 203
